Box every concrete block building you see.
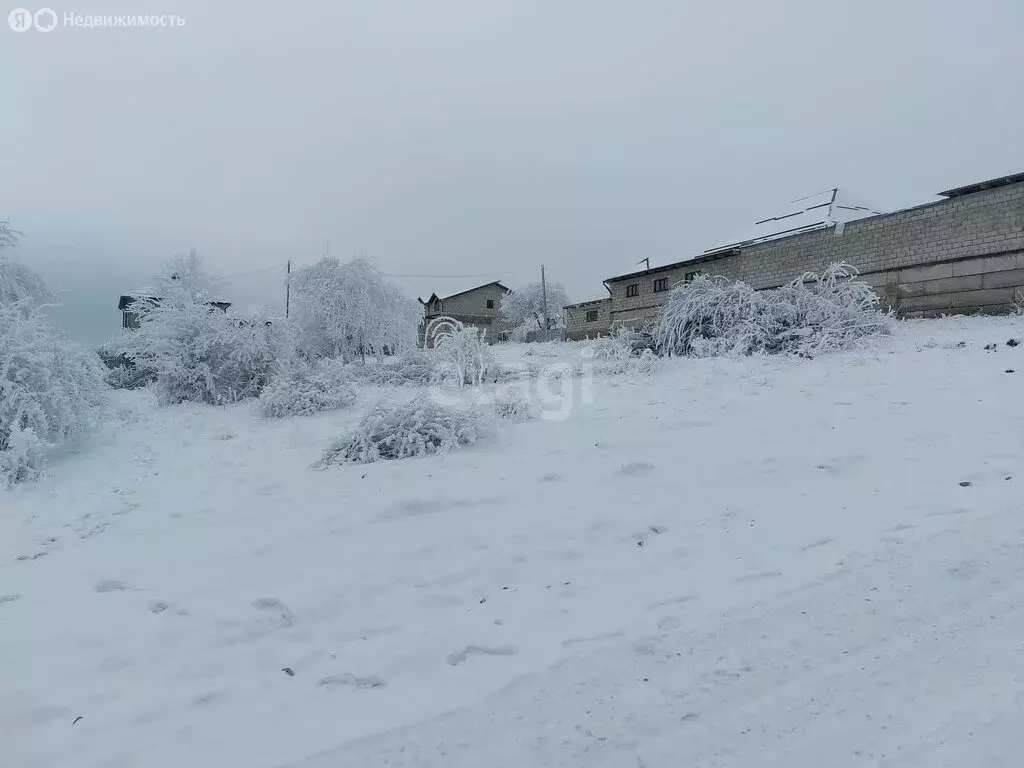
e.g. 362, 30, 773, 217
573, 172, 1024, 334
564, 297, 612, 341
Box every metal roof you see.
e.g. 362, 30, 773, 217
938, 171, 1024, 198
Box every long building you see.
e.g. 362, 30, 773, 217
565, 172, 1024, 338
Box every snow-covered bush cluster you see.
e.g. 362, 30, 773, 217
347, 349, 435, 387
431, 326, 495, 387
0, 302, 106, 485
318, 396, 494, 465
0, 226, 106, 485
121, 254, 300, 406
123, 299, 299, 406
259, 359, 357, 418
581, 328, 661, 376
97, 335, 155, 390
493, 387, 533, 422
653, 262, 893, 358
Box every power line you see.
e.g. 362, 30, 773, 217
381, 272, 495, 279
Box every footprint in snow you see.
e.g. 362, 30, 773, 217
0, 594, 20, 605
730, 571, 782, 584
619, 461, 655, 477
319, 673, 385, 689
798, 537, 835, 553
446, 645, 518, 666
251, 597, 295, 628
94, 580, 129, 593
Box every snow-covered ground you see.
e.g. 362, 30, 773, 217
3, 316, 1024, 768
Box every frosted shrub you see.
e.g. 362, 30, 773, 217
654, 262, 892, 358
124, 300, 300, 406
0, 255, 52, 305
0, 302, 106, 485
259, 359, 356, 417
584, 328, 661, 376
432, 326, 495, 387
493, 387, 533, 421
103, 363, 156, 390
352, 349, 435, 387
318, 396, 494, 465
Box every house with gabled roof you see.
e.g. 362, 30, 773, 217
418, 280, 511, 346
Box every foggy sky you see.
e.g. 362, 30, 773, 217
3, 0, 1023, 344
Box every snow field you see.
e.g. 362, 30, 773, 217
1, 315, 1023, 767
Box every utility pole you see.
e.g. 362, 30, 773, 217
285, 259, 291, 318
540, 264, 549, 332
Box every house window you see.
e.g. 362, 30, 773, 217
625, 283, 639, 298
684, 270, 703, 283
486, 299, 494, 309
653, 277, 668, 293
585, 309, 599, 322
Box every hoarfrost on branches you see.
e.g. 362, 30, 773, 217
347, 349, 435, 387
0, 302, 106, 486
259, 359, 357, 418
0, 220, 20, 251
317, 396, 494, 465
0, 224, 52, 307
500, 281, 570, 331
653, 262, 893, 358
290, 257, 420, 362
431, 326, 495, 387
493, 387, 533, 422
122, 255, 300, 405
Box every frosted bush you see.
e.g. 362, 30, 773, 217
432, 326, 495, 387
493, 387, 533, 421
0, 426, 46, 485
124, 300, 300, 406
654, 262, 893, 358
584, 328, 661, 376
0, 255, 52, 305
259, 359, 357, 417
0, 302, 106, 485
318, 396, 494, 465
350, 349, 435, 387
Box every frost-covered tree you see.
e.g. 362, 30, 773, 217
0, 223, 52, 306
155, 248, 225, 303
0, 301, 106, 485
291, 256, 420, 362
122, 255, 300, 405
500, 280, 570, 332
